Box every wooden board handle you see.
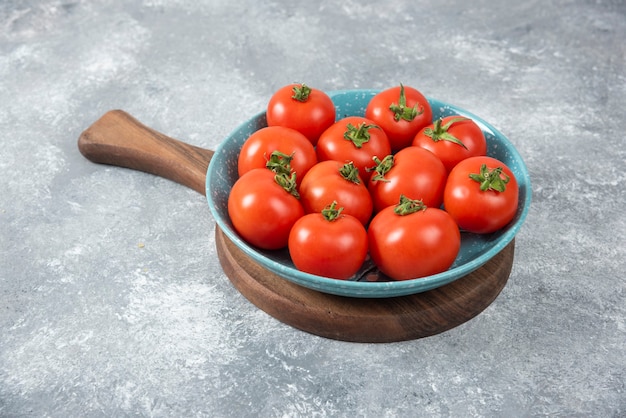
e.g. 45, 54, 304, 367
78, 110, 214, 195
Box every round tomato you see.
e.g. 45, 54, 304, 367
443, 156, 519, 234
316, 116, 391, 183
368, 196, 460, 280
368, 146, 447, 213
266, 83, 336, 146
365, 83, 432, 152
228, 168, 304, 250
413, 115, 487, 172
288, 202, 368, 280
299, 160, 373, 225
237, 126, 317, 184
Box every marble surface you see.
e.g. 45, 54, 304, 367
1, 0, 625, 416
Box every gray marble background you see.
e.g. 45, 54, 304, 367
1, 0, 625, 416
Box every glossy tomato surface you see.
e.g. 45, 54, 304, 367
299, 160, 373, 225
365, 84, 432, 152
368, 204, 461, 280
444, 156, 519, 234
288, 211, 368, 280
237, 125, 317, 184
266, 83, 336, 146
228, 168, 304, 250
316, 116, 391, 183
413, 115, 487, 172
368, 146, 447, 213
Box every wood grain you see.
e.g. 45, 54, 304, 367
216, 226, 513, 342
78, 110, 213, 195
78, 110, 514, 342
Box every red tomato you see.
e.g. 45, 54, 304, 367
368, 196, 461, 280
368, 146, 447, 213
299, 160, 373, 225
365, 84, 432, 152
413, 115, 487, 172
228, 168, 304, 250
237, 126, 317, 184
288, 203, 368, 280
266, 83, 336, 146
316, 116, 391, 183
443, 156, 519, 234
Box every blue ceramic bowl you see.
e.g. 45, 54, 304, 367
206, 89, 531, 298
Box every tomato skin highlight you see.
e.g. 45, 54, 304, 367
413, 115, 487, 172
266, 83, 336, 146
368, 146, 447, 213
288, 211, 368, 280
443, 156, 519, 234
368, 204, 461, 280
237, 126, 317, 184
299, 160, 373, 226
365, 84, 433, 152
316, 116, 392, 183
228, 168, 304, 250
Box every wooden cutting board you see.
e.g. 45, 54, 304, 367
78, 110, 514, 343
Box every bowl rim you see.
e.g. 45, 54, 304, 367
206, 89, 532, 298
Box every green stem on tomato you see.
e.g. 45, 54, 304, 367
423, 117, 469, 149
469, 164, 510, 192
274, 172, 300, 199
368, 154, 394, 182
393, 195, 427, 216
389, 83, 423, 122
266, 150, 294, 176
338, 162, 361, 184
291, 83, 311, 102
321, 201, 344, 222
343, 122, 377, 148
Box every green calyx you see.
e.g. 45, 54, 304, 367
338, 162, 361, 184
274, 172, 300, 199
321, 201, 344, 222
469, 164, 510, 192
389, 83, 423, 122
423, 117, 469, 149
393, 195, 427, 216
266, 150, 294, 176
291, 83, 312, 102
343, 122, 378, 148
368, 154, 394, 182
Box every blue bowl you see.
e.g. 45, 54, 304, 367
206, 89, 531, 298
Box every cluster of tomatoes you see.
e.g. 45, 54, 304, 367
228, 83, 519, 281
